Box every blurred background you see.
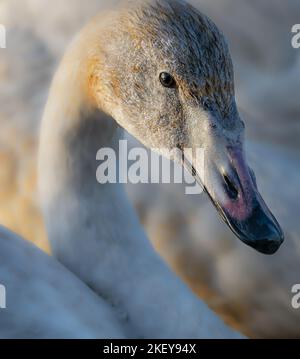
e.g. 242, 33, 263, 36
0, 0, 299, 338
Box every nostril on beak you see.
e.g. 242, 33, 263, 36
223, 173, 239, 200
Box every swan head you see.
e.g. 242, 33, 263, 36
90, 0, 284, 254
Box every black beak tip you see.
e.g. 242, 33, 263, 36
246, 230, 284, 255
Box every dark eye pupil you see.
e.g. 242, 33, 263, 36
159, 72, 175, 88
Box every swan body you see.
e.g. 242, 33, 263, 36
0, 224, 241, 338
0, 226, 125, 338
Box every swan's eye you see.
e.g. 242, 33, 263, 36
159, 72, 176, 88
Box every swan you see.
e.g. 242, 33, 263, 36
1, 0, 299, 338
37, 0, 282, 338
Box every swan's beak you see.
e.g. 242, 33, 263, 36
182, 145, 284, 255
